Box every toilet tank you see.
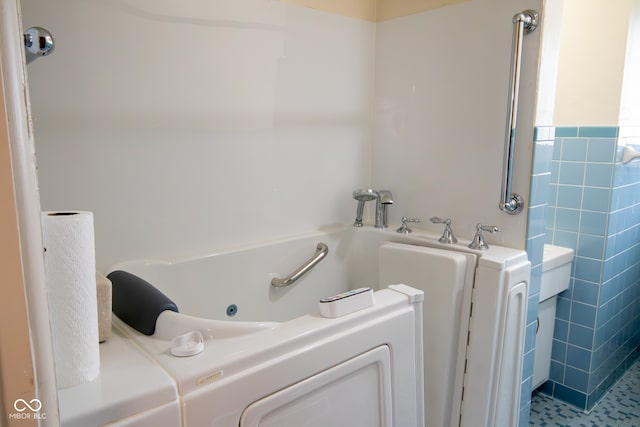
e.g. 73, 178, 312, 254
540, 245, 574, 302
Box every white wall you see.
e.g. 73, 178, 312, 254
372, 0, 542, 249
535, 0, 564, 126
550, 0, 640, 127
620, 0, 640, 126
553, 0, 631, 126
24, 0, 541, 272
23, 0, 375, 270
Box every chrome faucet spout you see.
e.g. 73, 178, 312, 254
379, 190, 393, 228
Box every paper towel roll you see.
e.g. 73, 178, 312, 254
41, 211, 100, 389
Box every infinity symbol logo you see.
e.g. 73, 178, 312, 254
13, 398, 42, 412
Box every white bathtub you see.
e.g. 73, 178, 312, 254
108, 225, 428, 426
111, 225, 391, 344
114, 225, 378, 325
107, 224, 530, 427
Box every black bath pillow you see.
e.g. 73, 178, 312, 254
107, 270, 179, 335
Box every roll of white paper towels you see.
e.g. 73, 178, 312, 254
41, 211, 100, 389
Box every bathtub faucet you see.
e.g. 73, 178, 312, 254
378, 190, 393, 228
352, 189, 393, 228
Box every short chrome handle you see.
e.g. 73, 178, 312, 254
430, 216, 451, 226
468, 223, 501, 250
430, 217, 457, 244
396, 217, 420, 234
479, 224, 500, 234
271, 243, 329, 287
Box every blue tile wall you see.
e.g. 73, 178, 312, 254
521, 127, 555, 427
528, 125, 640, 414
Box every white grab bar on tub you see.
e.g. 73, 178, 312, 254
271, 242, 329, 287
499, 10, 538, 215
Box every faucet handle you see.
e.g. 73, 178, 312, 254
396, 216, 420, 234
430, 217, 458, 244
480, 224, 501, 234
430, 216, 450, 224
468, 223, 501, 250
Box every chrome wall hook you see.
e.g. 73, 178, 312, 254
24, 26, 55, 64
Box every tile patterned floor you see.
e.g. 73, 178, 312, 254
530, 360, 640, 426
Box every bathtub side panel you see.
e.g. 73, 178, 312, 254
378, 242, 472, 427
461, 257, 530, 427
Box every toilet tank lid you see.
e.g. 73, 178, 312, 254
542, 245, 575, 272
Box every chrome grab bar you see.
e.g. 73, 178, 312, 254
271, 242, 329, 288
499, 10, 538, 215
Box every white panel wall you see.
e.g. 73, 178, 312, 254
22, 1, 375, 270
372, 0, 542, 249
24, 0, 541, 269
